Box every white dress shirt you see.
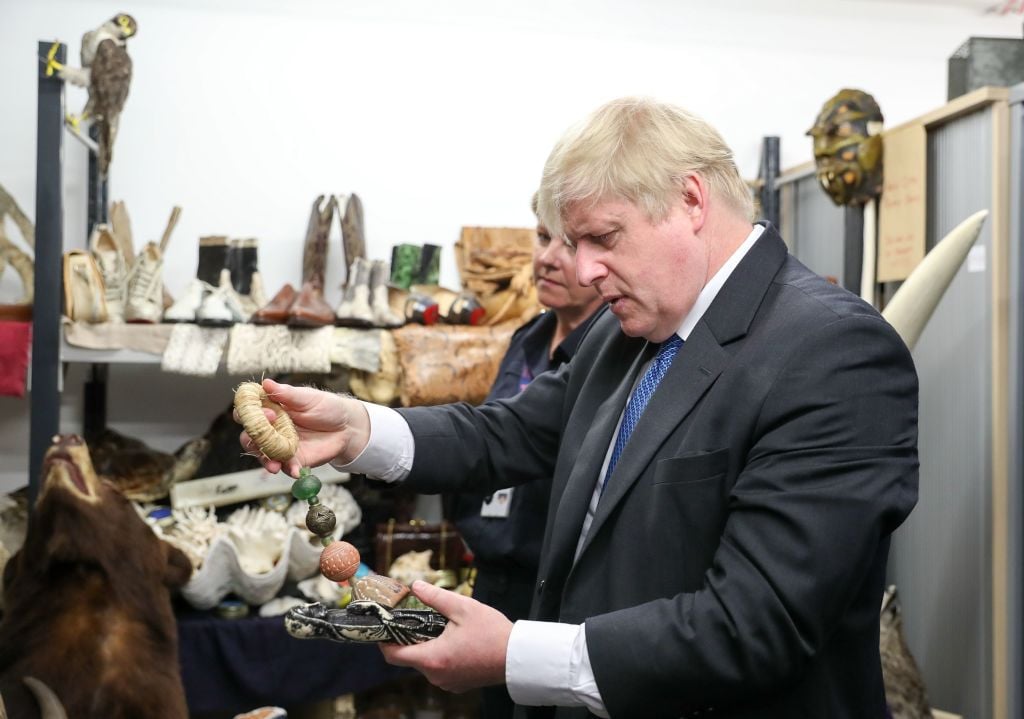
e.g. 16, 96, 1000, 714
334, 224, 765, 716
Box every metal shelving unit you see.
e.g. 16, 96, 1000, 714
28, 41, 66, 508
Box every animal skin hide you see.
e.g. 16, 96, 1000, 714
88, 426, 209, 501
0, 435, 192, 718
880, 585, 934, 719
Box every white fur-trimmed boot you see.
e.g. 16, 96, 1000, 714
370, 260, 404, 327
335, 257, 374, 327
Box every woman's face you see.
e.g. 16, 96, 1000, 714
533, 222, 600, 312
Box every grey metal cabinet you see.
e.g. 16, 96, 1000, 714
777, 86, 1021, 719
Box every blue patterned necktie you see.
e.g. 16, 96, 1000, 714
601, 335, 684, 494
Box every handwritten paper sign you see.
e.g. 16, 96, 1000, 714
877, 123, 927, 283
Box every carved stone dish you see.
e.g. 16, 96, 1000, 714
284, 600, 448, 645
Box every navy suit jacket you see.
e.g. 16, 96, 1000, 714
398, 224, 919, 719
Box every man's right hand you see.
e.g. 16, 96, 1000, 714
235, 378, 371, 477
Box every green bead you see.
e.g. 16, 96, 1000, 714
291, 471, 322, 500
320, 535, 334, 548
307, 496, 320, 506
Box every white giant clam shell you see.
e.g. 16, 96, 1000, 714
140, 493, 362, 610
178, 528, 322, 609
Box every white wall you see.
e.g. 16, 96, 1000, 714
0, 0, 1020, 492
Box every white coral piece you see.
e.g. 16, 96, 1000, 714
138, 503, 224, 570
224, 506, 289, 575
388, 549, 444, 586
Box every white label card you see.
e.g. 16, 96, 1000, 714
480, 488, 514, 518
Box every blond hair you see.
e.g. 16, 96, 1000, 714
536, 97, 753, 236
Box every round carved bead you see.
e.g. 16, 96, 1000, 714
320, 540, 361, 582
306, 504, 337, 537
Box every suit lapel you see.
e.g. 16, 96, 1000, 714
542, 343, 651, 582
574, 323, 729, 560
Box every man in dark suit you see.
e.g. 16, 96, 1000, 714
241, 97, 919, 719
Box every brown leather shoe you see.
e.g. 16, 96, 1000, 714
287, 281, 335, 327
251, 283, 296, 324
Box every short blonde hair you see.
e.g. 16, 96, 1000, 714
537, 97, 753, 236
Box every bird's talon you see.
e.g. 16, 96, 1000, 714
44, 42, 64, 76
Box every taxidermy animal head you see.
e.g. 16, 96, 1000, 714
0, 434, 192, 719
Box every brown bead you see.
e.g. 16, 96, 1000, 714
306, 504, 337, 537
320, 541, 361, 582
351, 574, 410, 608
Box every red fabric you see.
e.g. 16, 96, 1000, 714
0, 321, 31, 397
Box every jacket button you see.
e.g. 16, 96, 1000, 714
537, 579, 546, 594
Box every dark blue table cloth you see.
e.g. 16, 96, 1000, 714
177, 608, 412, 714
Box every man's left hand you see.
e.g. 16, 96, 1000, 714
379, 580, 512, 693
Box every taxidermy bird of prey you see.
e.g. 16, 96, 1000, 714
47, 13, 137, 178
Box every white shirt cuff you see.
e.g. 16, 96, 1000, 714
506, 621, 608, 717
329, 402, 413, 483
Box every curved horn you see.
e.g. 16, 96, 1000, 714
881, 209, 989, 351
22, 677, 68, 719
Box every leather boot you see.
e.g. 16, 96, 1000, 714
289, 281, 336, 327
341, 193, 366, 265
335, 257, 374, 327
288, 195, 335, 327
252, 283, 297, 324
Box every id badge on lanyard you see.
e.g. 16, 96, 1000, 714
480, 488, 513, 518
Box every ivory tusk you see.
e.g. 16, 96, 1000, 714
22, 676, 68, 719
881, 209, 989, 351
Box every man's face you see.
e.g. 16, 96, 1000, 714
533, 222, 600, 312
563, 196, 709, 342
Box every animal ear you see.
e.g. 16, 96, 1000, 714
161, 541, 193, 590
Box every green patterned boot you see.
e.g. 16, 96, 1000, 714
415, 244, 441, 285
389, 244, 421, 290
